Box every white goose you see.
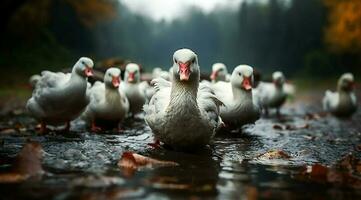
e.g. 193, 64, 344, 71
256, 71, 288, 116
323, 73, 357, 117
144, 48, 223, 150
82, 68, 129, 131
26, 57, 94, 133
152, 67, 170, 80
210, 63, 230, 83
29, 74, 41, 89
120, 63, 147, 115
213, 65, 260, 127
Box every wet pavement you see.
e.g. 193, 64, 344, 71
0, 91, 361, 199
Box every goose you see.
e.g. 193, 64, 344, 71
152, 67, 170, 80
29, 74, 41, 89
256, 71, 288, 116
323, 73, 357, 117
210, 63, 230, 83
120, 63, 147, 115
26, 57, 94, 133
144, 48, 223, 151
82, 68, 129, 131
213, 65, 260, 127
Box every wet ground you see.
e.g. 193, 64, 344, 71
0, 90, 361, 199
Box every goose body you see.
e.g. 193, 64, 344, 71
256, 71, 288, 115
213, 65, 260, 127
144, 49, 223, 150
26, 57, 94, 131
323, 73, 357, 117
82, 68, 129, 130
120, 63, 147, 115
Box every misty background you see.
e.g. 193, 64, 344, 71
0, 0, 360, 85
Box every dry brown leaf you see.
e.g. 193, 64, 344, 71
258, 150, 291, 160
118, 151, 179, 177
272, 124, 284, 130
0, 173, 28, 183
0, 128, 16, 134
296, 160, 361, 189
309, 164, 328, 179
0, 141, 44, 183
304, 112, 328, 120
13, 141, 44, 176
246, 186, 258, 200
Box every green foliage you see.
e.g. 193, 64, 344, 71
302, 50, 335, 76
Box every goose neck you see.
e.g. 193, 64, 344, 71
169, 81, 198, 109
232, 86, 253, 102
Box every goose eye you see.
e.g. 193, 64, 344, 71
174, 59, 178, 63
81, 61, 85, 65
191, 58, 195, 64
238, 72, 242, 76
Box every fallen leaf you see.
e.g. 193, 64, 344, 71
13, 141, 44, 176
309, 164, 328, 179
304, 112, 328, 120
0, 173, 28, 183
118, 151, 178, 177
296, 162, 361, 189
0, 128, 16, 134
257, 150, 291, 160
0, 141, 44, 183
272, 124, 284, 130
246, 186, 258, 200
336, 153, 361, 174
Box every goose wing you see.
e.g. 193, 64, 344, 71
197, 82, 224, 128
144, 78, 171, 115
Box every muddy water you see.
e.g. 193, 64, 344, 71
0, 99, 361, 199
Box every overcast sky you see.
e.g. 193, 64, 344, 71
120, 0, 253, 21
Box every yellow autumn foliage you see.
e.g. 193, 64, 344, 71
66, 0, 117, 27
324, 0, 361, 54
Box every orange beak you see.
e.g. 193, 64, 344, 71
128, 72, 135, 83
84, 67, 93, 77
112, 76, 120, 88
242, 76, 252, 90
210, 71, 218, 80
179, 62, 191, 81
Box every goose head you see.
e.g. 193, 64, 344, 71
231, 65, 254, 91
124, 63, 141, 84
74, 57, 94, 78
29, 74, 41, 88
104, 68, 121, 89
171, 48, 199, 83
272, 71, 285, 87
210, 63, 228, 82
338, 73, 355, 92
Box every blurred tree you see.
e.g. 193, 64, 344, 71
324, 0, 361, 54
323, 0, 361, 73
0, 0, 119, 84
